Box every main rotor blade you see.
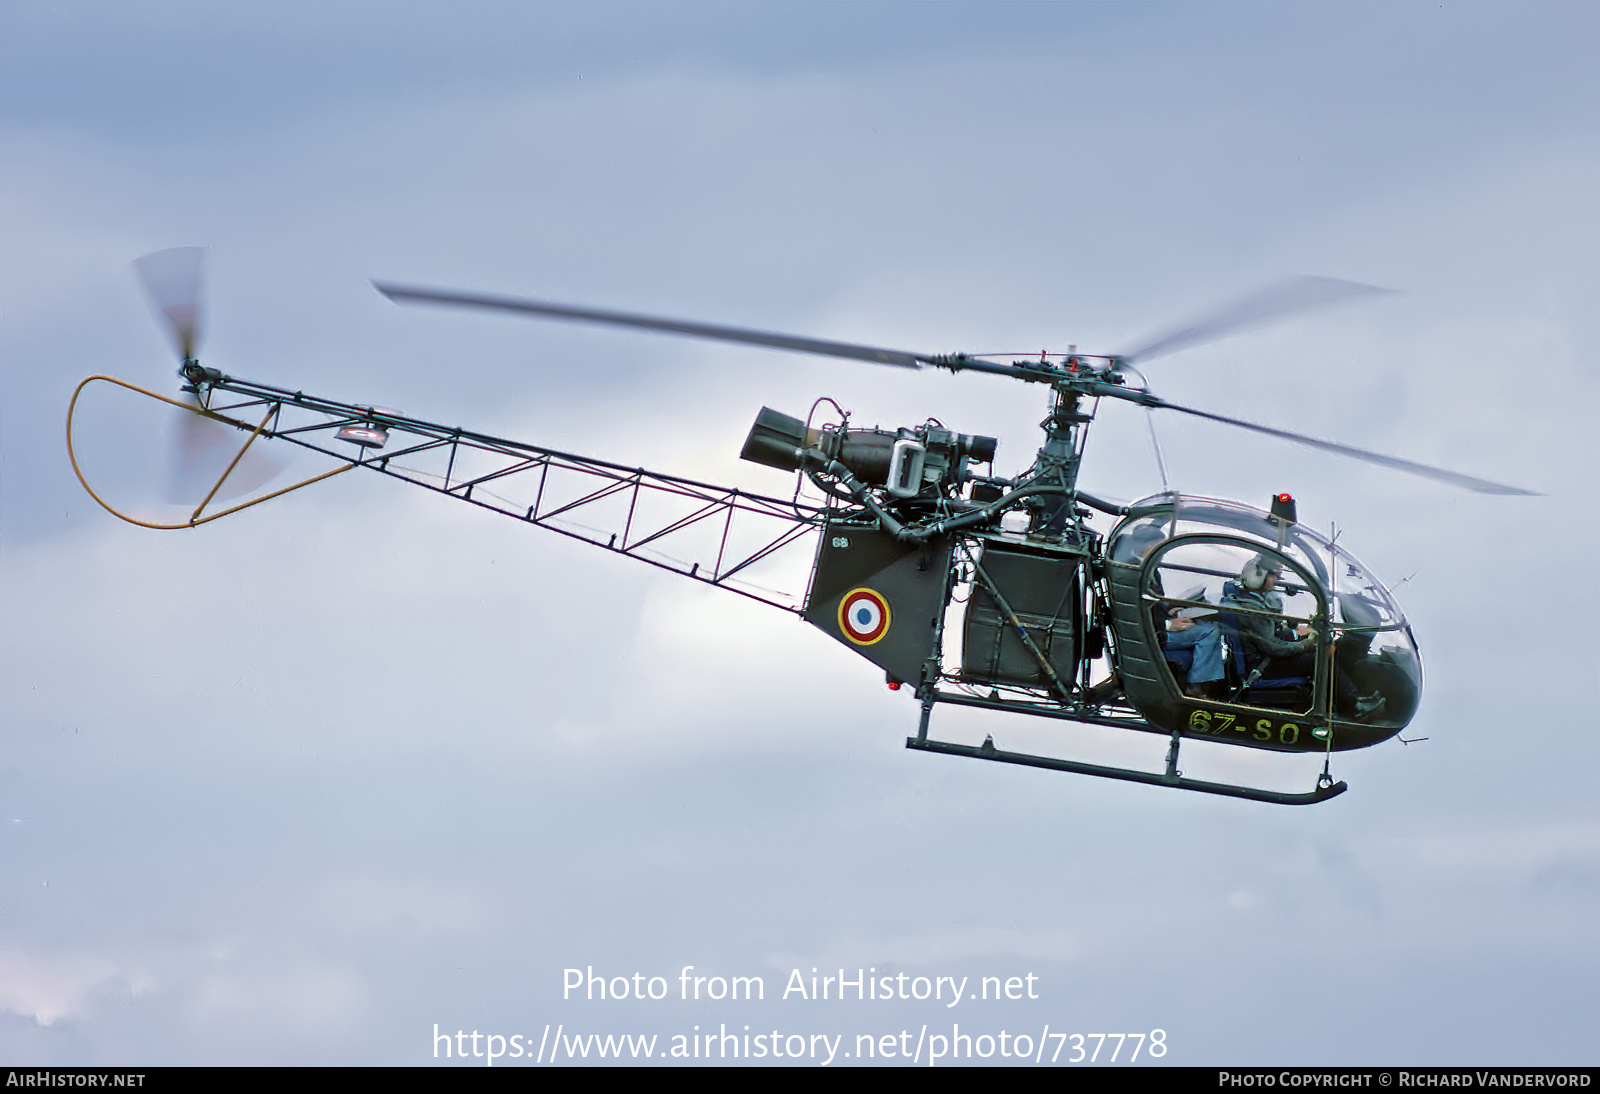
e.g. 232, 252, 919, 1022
373, 282, 930, 369
134, 247, 205, 361
1120, 275, 1396, 366
1147, 397, 1537, 495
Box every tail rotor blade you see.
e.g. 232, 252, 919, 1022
134, 247, 206, 361
166, 396, 282, 505
1120, 275, 1397, 366
131, 249, 283, 503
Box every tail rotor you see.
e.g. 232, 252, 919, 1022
133, 248, 281, 504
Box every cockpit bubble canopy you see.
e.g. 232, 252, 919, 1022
1112, 494, 1405, 625
1109, 493, 1421, 729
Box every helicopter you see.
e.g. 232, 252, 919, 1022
67, 249, 1535, 806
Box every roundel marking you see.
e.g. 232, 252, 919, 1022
839, 587, 891, 646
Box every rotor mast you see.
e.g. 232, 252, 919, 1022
930, 354, 1114, 534
1033, 381, 1090, 529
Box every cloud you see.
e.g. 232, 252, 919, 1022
0, 950, 116, 1027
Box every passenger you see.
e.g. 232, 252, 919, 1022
1162, 591, 1225, 698
1224, 554, 1381, 717
1122, 524, 1225, 697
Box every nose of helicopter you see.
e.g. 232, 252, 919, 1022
1106, 493, 1422, 747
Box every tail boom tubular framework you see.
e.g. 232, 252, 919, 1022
67, 373, 825, 613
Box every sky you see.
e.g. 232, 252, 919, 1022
0, 0, 1596, 1067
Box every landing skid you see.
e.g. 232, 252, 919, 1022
907, 699, 1347, 806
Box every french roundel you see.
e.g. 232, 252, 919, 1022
839, 588, 891, 645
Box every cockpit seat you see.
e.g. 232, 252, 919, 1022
1217, 581, 1311, 707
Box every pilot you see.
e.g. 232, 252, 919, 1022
1224, 554, 1381, 717
1226, 554, 1313, 660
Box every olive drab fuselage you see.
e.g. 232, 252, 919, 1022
801, 493, 1421, 759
